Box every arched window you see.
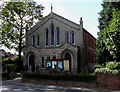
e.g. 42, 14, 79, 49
71, 32, 74, 44
50, 24, 54, 45
66, 32, 69, 43
56, 27, 60, 46
37, 35, 39, 47
32, 35, 35, 46
45, 28, 48, 46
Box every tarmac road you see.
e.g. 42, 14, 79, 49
1, 77, 119, 92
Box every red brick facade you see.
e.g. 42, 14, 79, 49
97, 73, 120, 90
83, 29, 96, 65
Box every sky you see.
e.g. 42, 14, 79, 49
35, 0, 103, 38
1, 0, 103, 53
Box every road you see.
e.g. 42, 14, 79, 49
1, 78, 119, 92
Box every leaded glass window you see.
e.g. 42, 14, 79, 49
45, 28, 48, 46
56, 27, 60, 45
32, 35, 35, 46
66, 32, 69, 43
71, 32, 74, 44
50, 24, 54, 45
37, 35, 39, 47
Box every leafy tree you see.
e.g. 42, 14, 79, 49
96, 2, 120, 64
102, 9, 120, 62
0, 2, 44, 63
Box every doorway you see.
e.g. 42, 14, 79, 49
64, 52, 71, 72
29, 54, 35, 72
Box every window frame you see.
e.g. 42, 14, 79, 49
50, 24, 54, 46
45, 28, 49, 46
66, 32, 69, 43
71, 31, 75, 45
37, 35, 39, 47
32, 35, 35, 46
56, 27, 60, 46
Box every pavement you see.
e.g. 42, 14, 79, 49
1, 77, 120, 92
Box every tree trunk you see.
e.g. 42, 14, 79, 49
18, 16, 23, 71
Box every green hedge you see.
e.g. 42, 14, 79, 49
23, 72, 96, 82
2, 72, 9, 79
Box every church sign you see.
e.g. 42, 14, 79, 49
46, 59, 69, 71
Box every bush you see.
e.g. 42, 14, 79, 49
2, 72, 9, 79
5, 64, 16, 73
23, 72, 96, 82
106, 62, 120, 70
2, 56, 23, 72
95, 61, 120, 74
94, 64, 103, 69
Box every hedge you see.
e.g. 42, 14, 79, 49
22, 72, 96, 82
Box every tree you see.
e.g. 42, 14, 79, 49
0, 2, 44, 63
96, 2, 120, 64
102, 9, 120, 62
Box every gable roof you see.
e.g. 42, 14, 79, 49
27, 12, 80, 34
27, 12, 96, 39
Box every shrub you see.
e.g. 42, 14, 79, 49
95, 61, 120, 74
2, 72, 9, 79
94, 64, 103, 69
5, 64, 16, 73
23, 72, 96, 82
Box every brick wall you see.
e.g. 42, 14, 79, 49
83, 29, 96, 65
97, 73, 120, 90
22, 73, 120, 91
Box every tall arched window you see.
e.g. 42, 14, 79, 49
71, 31, 74, 44
45, 28, 48, 46
37, 35, 39, 47
56, 27, 60, 46
32, 35, 35, 46
50, 24, 54, 45
66, 32, 69, 43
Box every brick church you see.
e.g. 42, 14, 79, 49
24, 6, 96, 73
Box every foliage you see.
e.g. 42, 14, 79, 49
96, 2, 120, 64
106, 62, 120, 70
2, 72, 9, 79
95, 68, 119, 75
0, 1, 44, 62
94, 64, 103, 69
23, 72, 96, 82
2, 57, 15, 66
4, 64, 17, 79
102, 9, 120, 62
2, 56, 23, 72
5, 64, 16, 72
95, 61, 120, 74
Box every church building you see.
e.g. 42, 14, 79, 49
24, 6, 96, 73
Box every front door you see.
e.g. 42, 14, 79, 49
64, 52, 71, 72
29, 54, 35, 72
